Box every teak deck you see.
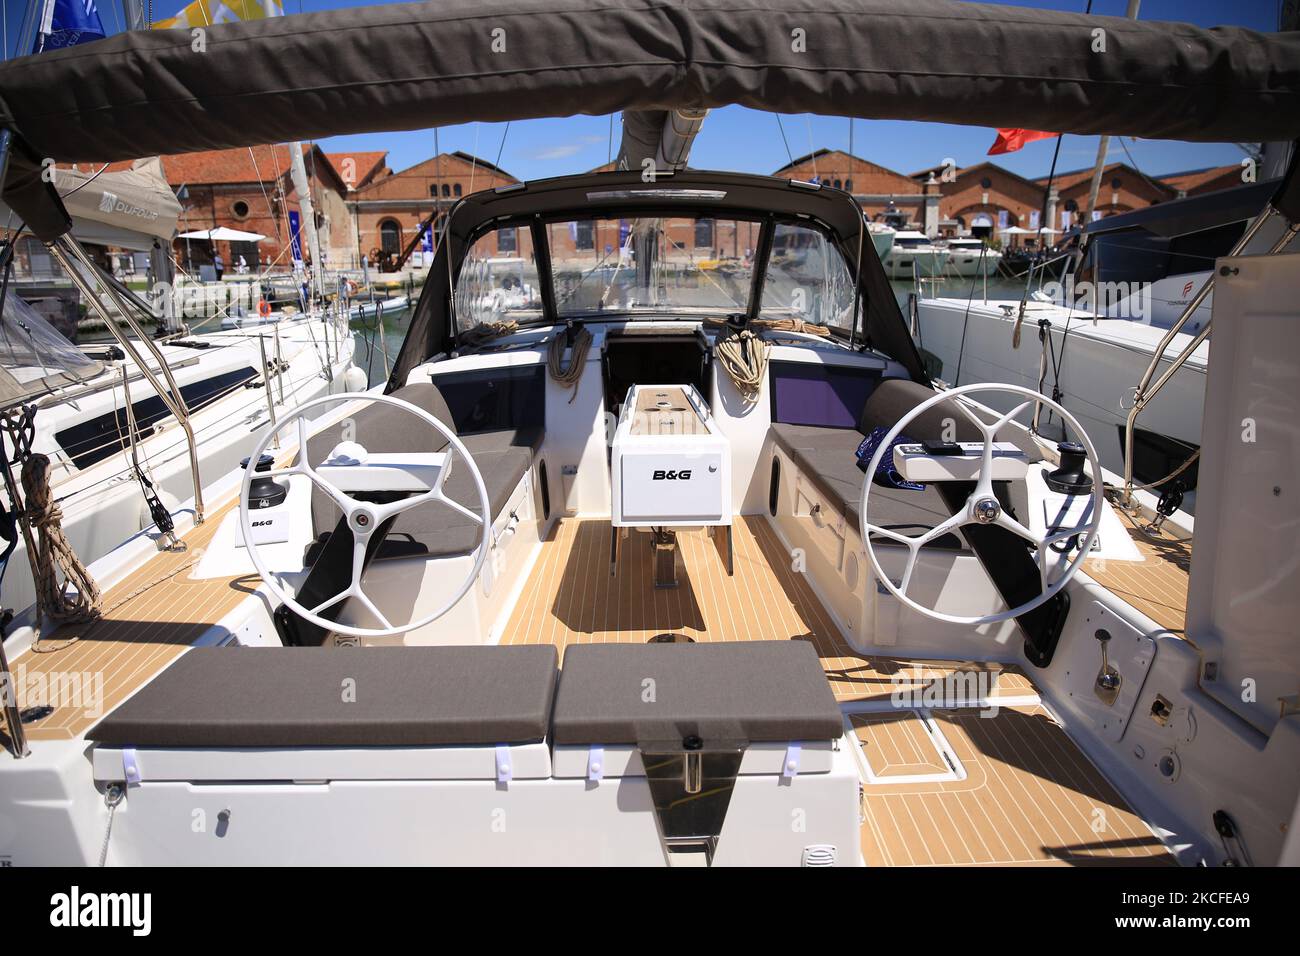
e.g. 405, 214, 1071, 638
1086, 511, 1192, 635
628, 386, 709, 436
12, 500, 256, 742
852, 706, 1172, 865
502, 515, 1175, 866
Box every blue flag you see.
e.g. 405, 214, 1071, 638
34, 0, 107, 53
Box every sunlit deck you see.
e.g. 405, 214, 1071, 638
502, 516, 1176, 865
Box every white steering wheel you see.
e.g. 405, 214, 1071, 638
858, 383, 1103, 627
239, 393, 491, 638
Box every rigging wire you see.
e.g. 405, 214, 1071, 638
775, 115, 795, 168
1116, 135, 1169, 198
494, 121, 512, 174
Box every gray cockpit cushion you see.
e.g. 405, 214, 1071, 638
550, 641, 843, 746
857, 378, 983, 441
770, 423, 961, 545
88, 645, 559, 748
770, 378, 1043, 548
382, 447, 531, 557
305, 383, 536, 556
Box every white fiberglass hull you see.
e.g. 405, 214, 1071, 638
883, 246, 948, 279
914, 297, 1206, 493
0, 318, 360, 616
944, 248, 1002, 277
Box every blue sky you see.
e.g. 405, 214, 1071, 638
3, 0, 1286, 181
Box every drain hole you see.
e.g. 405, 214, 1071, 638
648, 633, 694, 644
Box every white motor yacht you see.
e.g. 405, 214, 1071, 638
882, 230, 948, 279
943, 237, 1002, 277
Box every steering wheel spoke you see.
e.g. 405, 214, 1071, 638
918, 511, 967, 546
992, 509, 1040, 546
351, 588, 394, 631
310, 590, 350, 617
864, 523, 917, 546
898, 547, 920, 596
434, 491, 487, 526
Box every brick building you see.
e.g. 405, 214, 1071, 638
98, 144, 351, 273
349, 152, 518, 269
773, 149, 929, 227
911, 161, 1051, 238
1035, 162, 1174, 231
325, 151, 390, 192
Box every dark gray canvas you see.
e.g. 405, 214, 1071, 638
551, 641, 845, 745
89, 645, 559, 747
1, 0, 1295, 165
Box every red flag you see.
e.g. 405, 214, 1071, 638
987, 129, 1058, 155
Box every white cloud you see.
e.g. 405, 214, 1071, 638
531, 135, 606, 161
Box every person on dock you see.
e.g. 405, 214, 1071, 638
214, 251, 225, 281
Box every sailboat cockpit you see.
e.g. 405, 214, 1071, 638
0, 0, 1298, 868
2, 166, 1296, 866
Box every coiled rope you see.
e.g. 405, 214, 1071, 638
548, 325, 592, 403
714, 327, 769, 403
458, 319, 519, 348
21, 453, 102, 628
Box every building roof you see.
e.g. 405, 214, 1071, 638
1033, 162, 1174, 197
1159, 164, 1242, 194
352, 151, 518, 197
771, 148, 919, 195
98, 143, 347, 193
908, 160, 1045, 192
325, 150, 389, 190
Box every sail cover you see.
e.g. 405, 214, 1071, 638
2, 0, 1298, 240
53, 159, 181, 243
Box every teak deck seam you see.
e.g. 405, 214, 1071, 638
1085, 511, 1191, 635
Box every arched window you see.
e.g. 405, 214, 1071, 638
833, 179, 842, 190
442, 183, 451, 197
453, 183, 463, 197
379, 219, 402, 256
980, 176, 992, 189
844, 178, 853, 192
429, 185, 438, 198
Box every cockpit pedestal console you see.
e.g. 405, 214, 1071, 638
609, 384, 732, 586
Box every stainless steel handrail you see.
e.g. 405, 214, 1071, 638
1120, 207, 1297, 506
48, 237, 206, 523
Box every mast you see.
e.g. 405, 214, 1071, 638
1083, 0, 1141, 224
121, 0, 146, 30
287, 142, 324, 304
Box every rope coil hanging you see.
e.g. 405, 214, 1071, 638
548, 325, 592, 402
714, 326, 769, 403
21, 454, 102, 626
